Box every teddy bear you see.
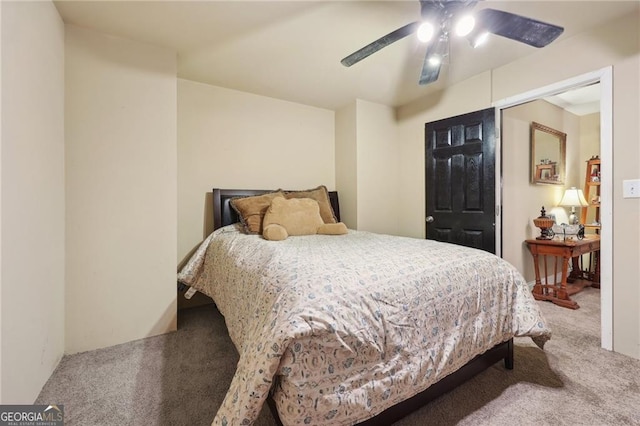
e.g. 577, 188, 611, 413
262, 197, 348, 241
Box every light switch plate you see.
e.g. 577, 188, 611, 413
623, 179, 640, 198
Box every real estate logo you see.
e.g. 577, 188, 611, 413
0, 405, 63, 426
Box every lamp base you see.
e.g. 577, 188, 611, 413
568, 207, 579, 225
568, 213, 578, 225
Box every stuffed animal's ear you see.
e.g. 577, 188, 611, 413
263, 223, 289, 241
317, 222, 348, 235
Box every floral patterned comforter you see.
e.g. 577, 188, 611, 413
178, 225, 551, 426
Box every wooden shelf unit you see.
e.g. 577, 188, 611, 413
581, 157, 601, 230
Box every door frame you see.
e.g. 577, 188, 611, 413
493, 67, 613, 351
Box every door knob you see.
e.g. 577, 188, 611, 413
426, 216, 434, 223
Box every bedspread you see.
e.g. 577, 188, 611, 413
178, 225, 551, 426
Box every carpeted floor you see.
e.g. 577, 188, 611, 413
37, 287, 640, 425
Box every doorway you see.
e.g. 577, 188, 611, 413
494, 67, 613, 350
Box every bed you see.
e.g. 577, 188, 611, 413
178, 188, 551, 426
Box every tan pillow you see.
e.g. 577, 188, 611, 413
284, 185, 336, 224
262, 197, 324, 238
230, 191, 284, 234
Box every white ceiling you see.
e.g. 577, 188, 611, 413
545, 83, 601, 116
54, 0, 639, 111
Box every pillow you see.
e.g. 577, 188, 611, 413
284, 185, 337, 224
230, 191, 284, 234
263, 197, 324, 237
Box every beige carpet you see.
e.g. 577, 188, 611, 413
37, 287, 640, 425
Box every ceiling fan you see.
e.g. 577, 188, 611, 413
341, 0, 564, 85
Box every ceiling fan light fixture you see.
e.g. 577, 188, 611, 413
341, 1, 565, 86
427, 55, 441, 66
454, 15, 475, 37
417, 21, 435, 43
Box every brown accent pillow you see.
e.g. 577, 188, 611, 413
284, 185, 336, 224
262, 197, 324, 238
230, 191, 284, 234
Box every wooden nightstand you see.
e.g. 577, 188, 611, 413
525, 235, 600, 309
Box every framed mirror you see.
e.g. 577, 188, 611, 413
530, 122, 566, 185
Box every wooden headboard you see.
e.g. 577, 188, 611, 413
212, 188, 341, 231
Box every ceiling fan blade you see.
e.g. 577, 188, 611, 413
477, 8, 564, 48
419, 58, 441, 86
341, 21, 420, 67
418, 36, 447, 85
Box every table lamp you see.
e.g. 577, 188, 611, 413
559, 187, 588, 225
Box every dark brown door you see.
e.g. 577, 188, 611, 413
425, 108, 496, 253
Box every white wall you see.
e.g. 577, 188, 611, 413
609, 39, 640, 359
354, 100, 400, 235
65, 25, 177, 354
1, 1, 65, 402
335, 99, 400, 235
335, 102, 358, 229
177, 79, 335, 263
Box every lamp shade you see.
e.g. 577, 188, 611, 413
559, 187, 588, 207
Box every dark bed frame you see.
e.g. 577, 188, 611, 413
211, 188, 514, 426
